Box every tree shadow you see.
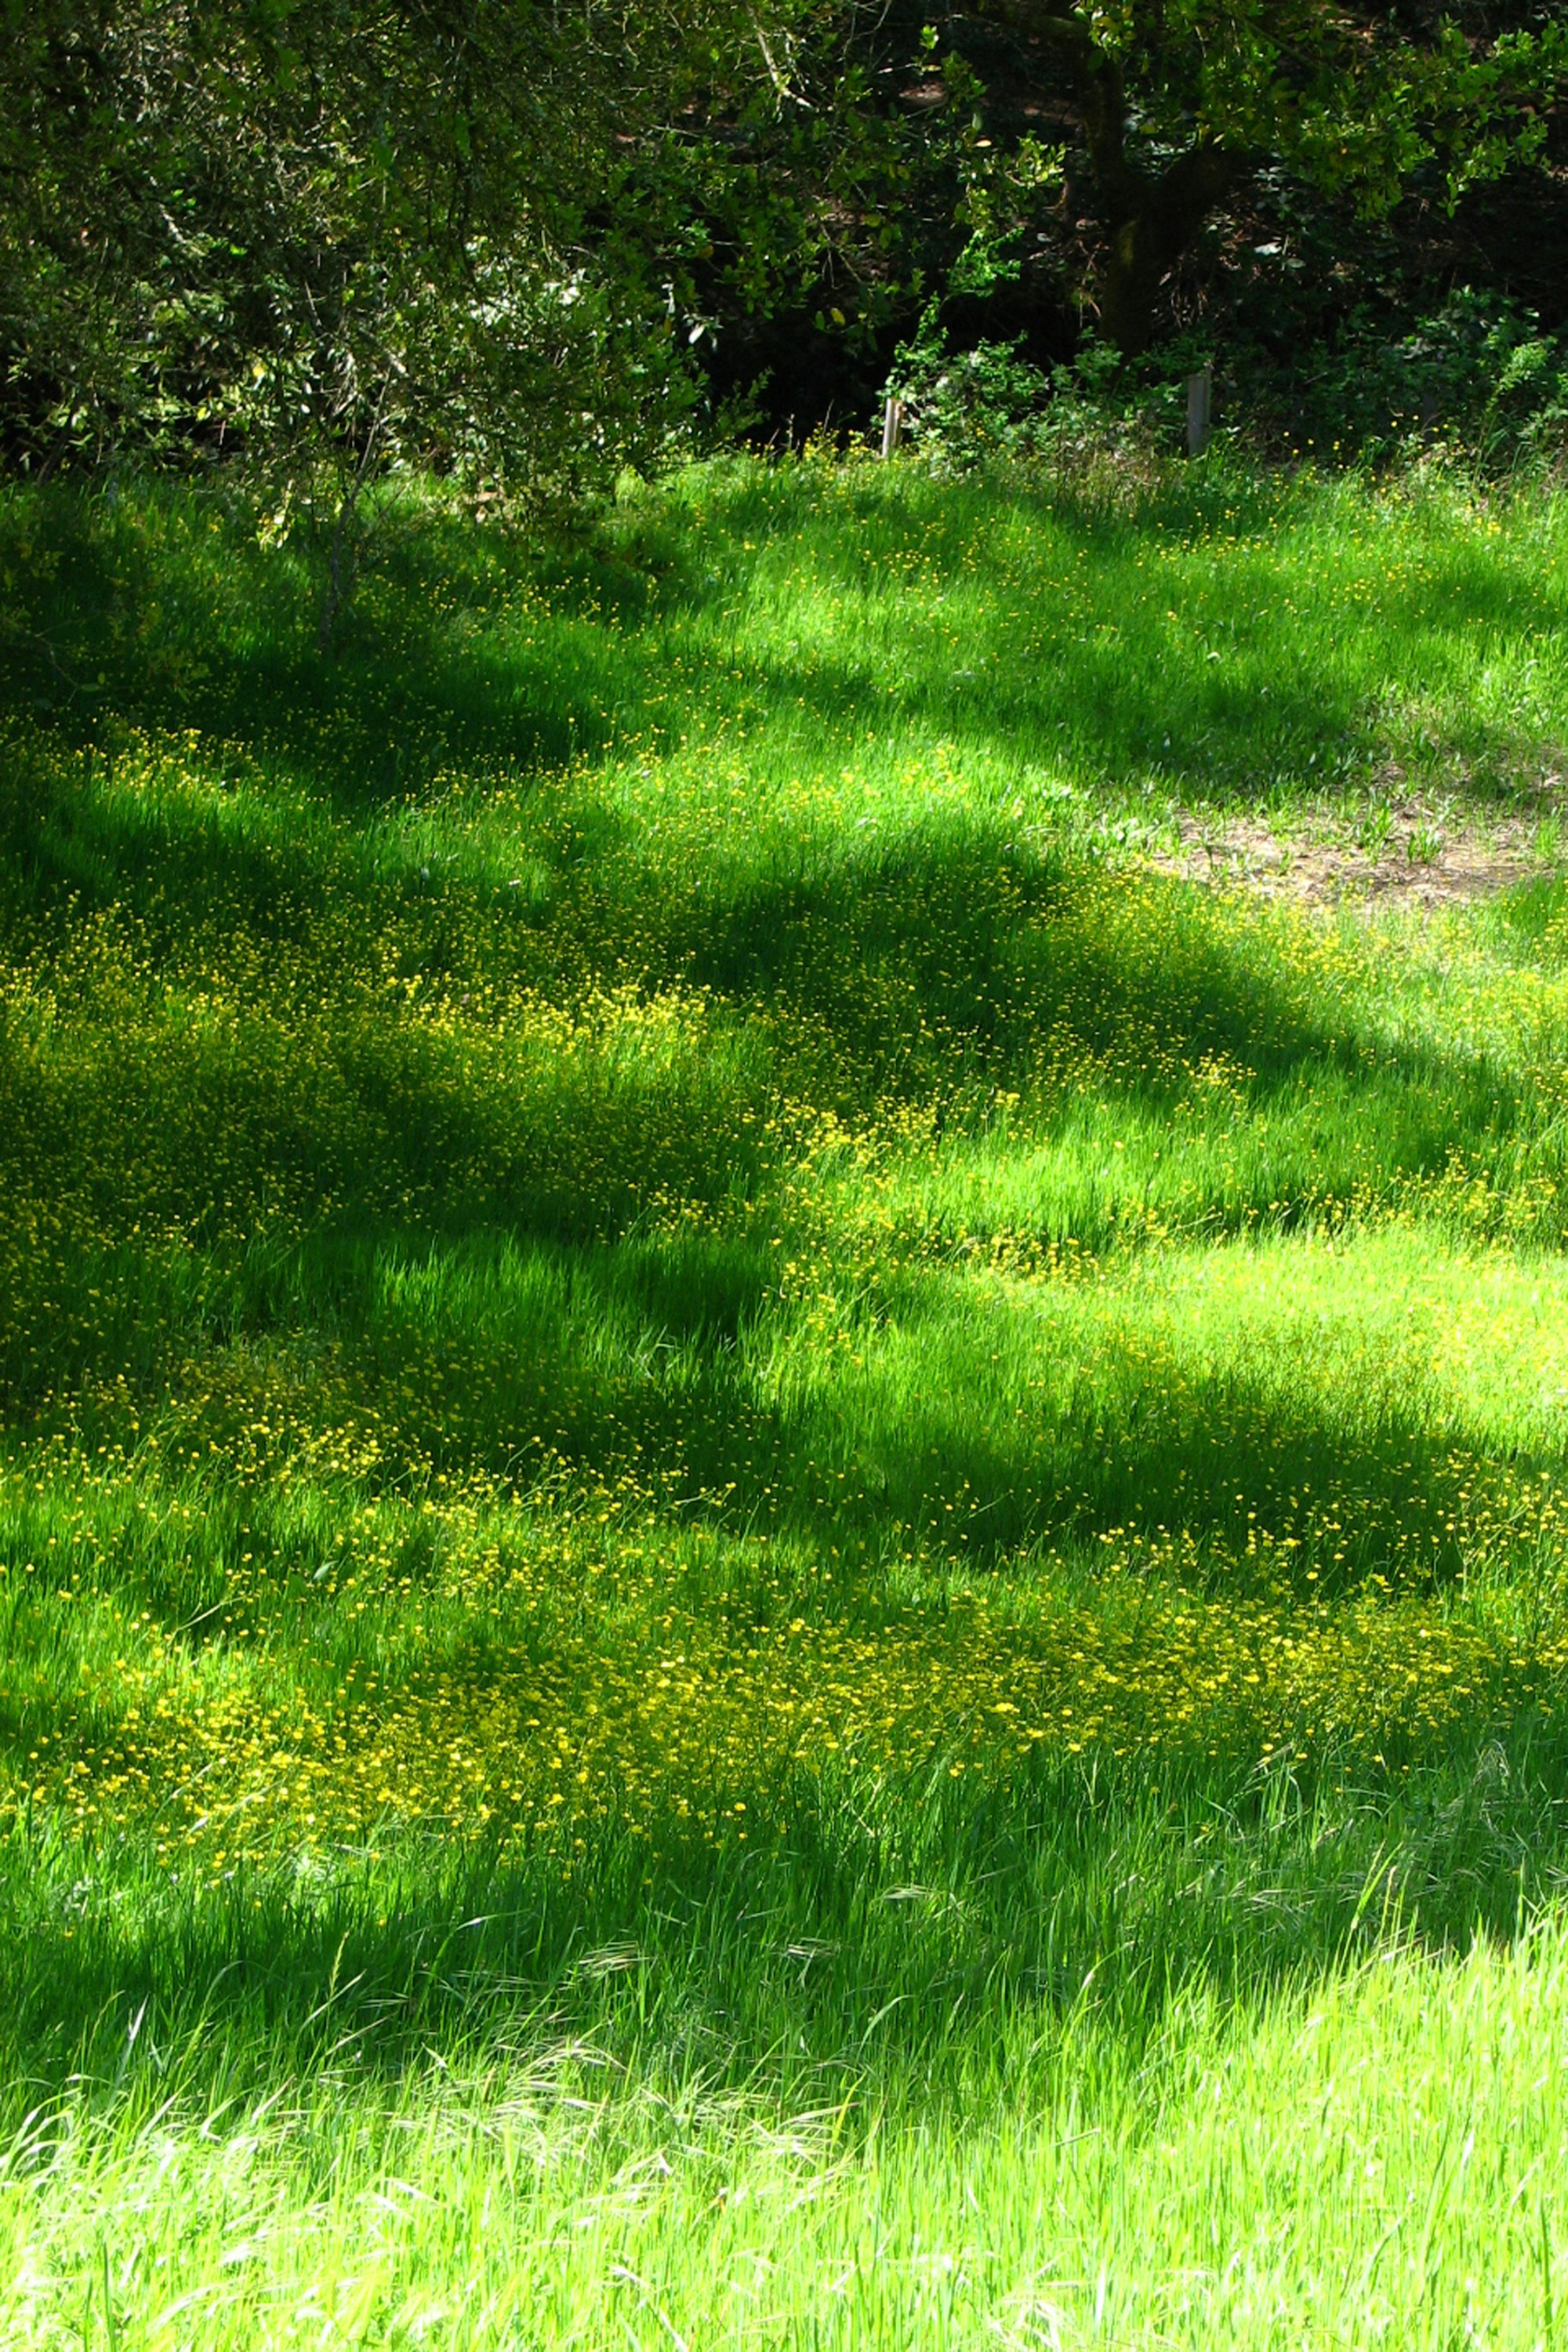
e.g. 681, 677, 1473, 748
5, 1697, 1567, 2120
2, 750, 1560, 1591
3, 464, 1561, 832
659, 459, 1566, 804
0, 480, 728, 814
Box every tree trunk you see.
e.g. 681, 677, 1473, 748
974, 4, 1240, 354
1097, 146, 1238, 354
1098, 216, 1167, 357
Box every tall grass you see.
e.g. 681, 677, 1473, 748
2, 452, 1568, 2344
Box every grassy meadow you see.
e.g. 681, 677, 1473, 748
4, 452, 1568, 2344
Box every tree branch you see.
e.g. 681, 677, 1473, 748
975, 0, 1139, 209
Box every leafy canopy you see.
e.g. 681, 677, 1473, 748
970, 0, 1566, 345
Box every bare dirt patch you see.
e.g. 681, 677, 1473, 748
1149, 800, 1554, 912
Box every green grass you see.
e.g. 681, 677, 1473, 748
4, 450, 1568, 2346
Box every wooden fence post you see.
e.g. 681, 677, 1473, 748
880, 396, 905, 461
1185, 363, 1213, 459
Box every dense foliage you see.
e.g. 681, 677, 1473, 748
3, 1, 1566, 481
0, 0, 771, 503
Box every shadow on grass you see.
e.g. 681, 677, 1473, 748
2, 693, 1545, 1137
728, 469, 1565, 800
4, 1713, 1567, 2118
3, 1210, 1561, 1640
3, 470, 1568, 2100
1, 778, 1563, 1602
0, 481, 698, 808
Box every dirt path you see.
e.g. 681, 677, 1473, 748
1149, 800, 1555, 912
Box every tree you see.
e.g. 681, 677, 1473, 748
967, 1, 1568, 352
0, 0, 772, 535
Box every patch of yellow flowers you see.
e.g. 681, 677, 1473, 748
7, 728, 1568, 1881
8, 1530, 1565, 1872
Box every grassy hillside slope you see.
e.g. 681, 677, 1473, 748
3, 456, 1568, 2346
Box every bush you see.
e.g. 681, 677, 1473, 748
881, 287, 1568, 482
880, 310, 1197, 481
1253, 289, 1568, 472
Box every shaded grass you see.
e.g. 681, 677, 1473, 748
3, 1754, 1567, 2346
3, 456, 1568, 2342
